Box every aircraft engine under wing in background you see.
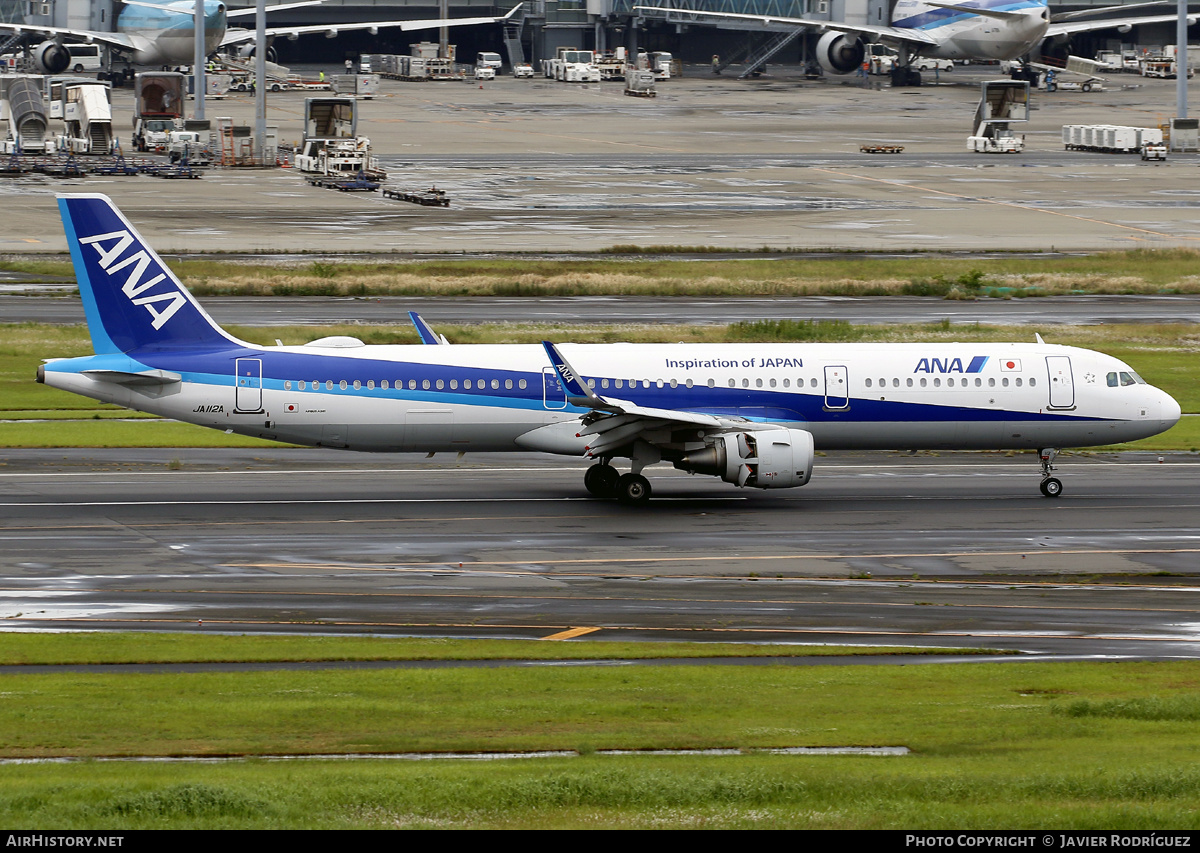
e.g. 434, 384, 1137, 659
635, 1, 1196, 85
0, 2, 522, 74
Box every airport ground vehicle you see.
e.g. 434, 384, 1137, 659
475, 52, 503, 72
41, 195, 1181, 504
1141, 142, 1168, 160
545, 48, 601, 82
914, 57, 953, 72
132, 72, 184, 153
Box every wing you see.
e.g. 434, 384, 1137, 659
542, 341, 752, 459
1046, 12, 1197, 38
0, 22, 147, 54
225, 1, 330, 19
631, 4, 940, 47
220, 3, 522, 47
922, 1, 1028, 21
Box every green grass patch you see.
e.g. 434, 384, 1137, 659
158, 247, 1200, 297
15, 248, 1200, 297
0, 657, 1199, 826
0, 419, 291, 448
0, 632, 954, 666
1100, 417, 1200, 452
1055, 695, 1200, 722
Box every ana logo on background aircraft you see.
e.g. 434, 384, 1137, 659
40, 194, 1180, 505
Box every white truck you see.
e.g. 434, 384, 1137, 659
545, 48, 601, 83
649, 51, 673, 80
475, 52, 503, 72
166, 129, 211, 165
132, 72, 185, 152
1141, 140, 1168, 160
968, 131, 1024, 153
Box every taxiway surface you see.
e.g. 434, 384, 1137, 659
5, 293, 1200, 327
3, 449, 1198, 660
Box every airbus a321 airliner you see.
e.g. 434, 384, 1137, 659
40, 195, 1180, 504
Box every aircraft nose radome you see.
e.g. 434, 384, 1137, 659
1162, 391, 1182, 426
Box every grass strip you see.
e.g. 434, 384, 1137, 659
0, 660, 1198, 827
0, 632, 965, 666
6, 247, 1200, 296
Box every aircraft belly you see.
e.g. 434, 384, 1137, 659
807, 417, 1118, 450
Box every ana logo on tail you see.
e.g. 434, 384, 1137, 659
78, 229, 186, 331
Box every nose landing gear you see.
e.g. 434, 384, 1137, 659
1038, 448, 1063, 498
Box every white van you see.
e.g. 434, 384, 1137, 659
66, 44, 102, 73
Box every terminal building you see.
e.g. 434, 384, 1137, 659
0, 0, 1195, 69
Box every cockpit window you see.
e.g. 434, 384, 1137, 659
1109, 371, 1144, 387
1107, 372, 1118, 387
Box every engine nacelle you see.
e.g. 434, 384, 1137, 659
816, 31, 866, 75
32, 41, 71, 75
674, 428, 814, 490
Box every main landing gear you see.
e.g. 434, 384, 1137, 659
1038, 448, 1063, 498
584, 461, 652, 504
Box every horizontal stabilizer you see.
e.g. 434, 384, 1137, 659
81, 368, 181, 386
922, 1, 1028, 21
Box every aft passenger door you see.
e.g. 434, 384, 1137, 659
234, 358, 263, 413
1046, 356, 1075, 409
543, 367, 567, 410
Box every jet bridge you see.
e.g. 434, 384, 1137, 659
968, 80, 1029, 154
0, 75, 51, 153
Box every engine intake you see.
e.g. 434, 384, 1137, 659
33, 41, 71, 75
675, 428, 814, 490
816, 31, 866, 75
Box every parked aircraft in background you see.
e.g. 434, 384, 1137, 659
0, 2, 519, 77
41, 194, 1179, 503
635, 1, 1193, 86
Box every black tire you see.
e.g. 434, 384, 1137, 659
584, 464, 620, 499
73, 63, 83, 73
1040, 477, 1063, 498
616, 473, 652, 505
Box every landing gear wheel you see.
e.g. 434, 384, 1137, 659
584, 463, 620, 499
616, 473, 652, 505
1040, 477, 1063, 498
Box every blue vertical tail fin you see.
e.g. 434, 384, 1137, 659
58, 193, 239, 354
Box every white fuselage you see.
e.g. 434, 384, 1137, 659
42, 341, 1180, 456
117, 2, 227, 67
892, 0, 1050, 61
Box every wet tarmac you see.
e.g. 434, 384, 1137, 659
0, 65, 1198, 253
2, 448, 1199, 661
